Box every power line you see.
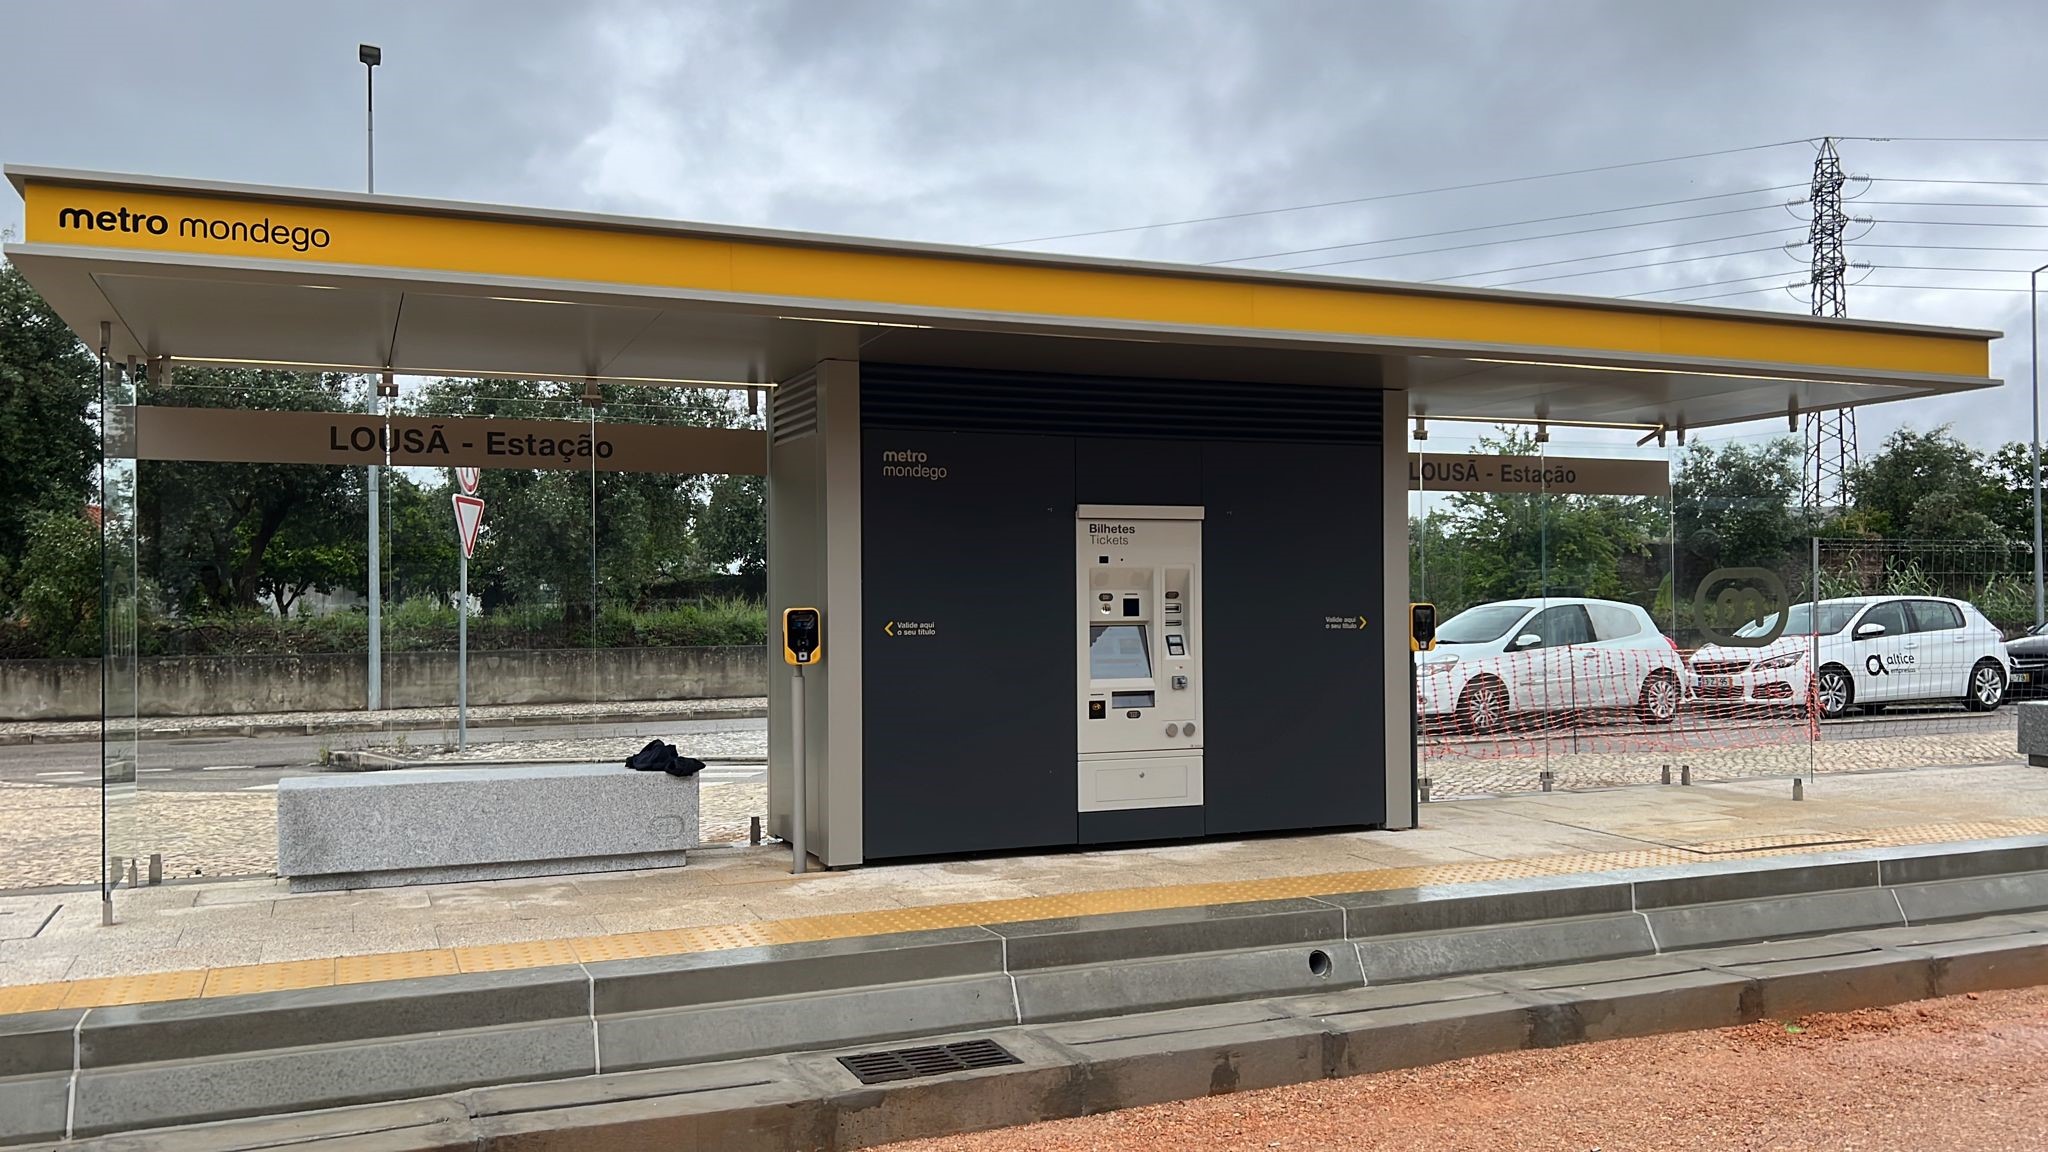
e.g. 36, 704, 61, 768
1268, 204, 1798, 273
1426, 227, 1804, 282
1480, 244, 1790, 288
1208, 185, 1802, 266
1675, 280, 2033, 304
1850, 200, 2048, 210
1840, 136, 2048, 144
987, 139, 1814, 247
1857, 241, 2048, 253
1867, 217, 2048, 230
1619, 270, 1800, 298
1873, 177, 2048, 188
1258, 210, 2046, 277
1875, 263, 2039, 275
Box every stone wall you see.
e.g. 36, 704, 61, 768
0, 646, 768, 720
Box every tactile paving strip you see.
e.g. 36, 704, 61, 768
334, 949, 460, 986
201, 959, 335, 998
9, 813, 2047, 1012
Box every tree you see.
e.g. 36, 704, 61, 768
1846, 426, 2004, 543
1424, 428, 1665, 611
0, 261, 97, 606
137, 369, 361, 613
1672, 438, 1803, 577
1987, 441, 2044, 546
406, 379, 747, 628
382, 472, 460, 606
699, 474, 765, 576
17, 512, 100, 657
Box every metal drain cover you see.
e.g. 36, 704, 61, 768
837, 1039, 1021, 1085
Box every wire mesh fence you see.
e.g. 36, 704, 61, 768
1416, 538, 2032, 800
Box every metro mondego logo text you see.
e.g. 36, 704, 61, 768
56, 204, 332, 252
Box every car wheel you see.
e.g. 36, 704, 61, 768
1966, 660, 2007, 712
1457, 677, 1509, 735
1637, 671, 1681, 724
1816, 666, 1854, 720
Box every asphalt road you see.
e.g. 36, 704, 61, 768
0, 716, 768, 792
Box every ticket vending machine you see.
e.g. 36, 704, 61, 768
1077, 506, 1203, 818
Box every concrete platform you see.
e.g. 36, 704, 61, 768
7, 761, 2048, 1016
9, 837, 2048, 1147
275, 762, 699, 892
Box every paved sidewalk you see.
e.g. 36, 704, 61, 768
2, 761, 2044, 1012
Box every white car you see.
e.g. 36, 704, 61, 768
1417, 597, 1686, 733
1688, 595, 2012, 719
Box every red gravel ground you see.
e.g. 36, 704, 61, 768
884, 986, 2048, 1151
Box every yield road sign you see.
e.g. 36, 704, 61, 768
454, 466, 480, 495
452, 494, 485, 558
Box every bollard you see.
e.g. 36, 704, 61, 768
1539, 769, 1555, 793
1661, 763, 1672, 785
1680, 764, 1693, 786
147, 853, 162, 886
1419, 777, 1433, 804
1792, 778, 1805, 801
750, 816, 762, 845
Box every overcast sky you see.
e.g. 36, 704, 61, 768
4, 0, 2046, 454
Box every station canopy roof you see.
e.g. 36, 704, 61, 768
4, 166, 2001, 434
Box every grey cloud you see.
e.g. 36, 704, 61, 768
2, 0, 2044, 448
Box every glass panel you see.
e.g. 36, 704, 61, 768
100, 354, 140, 910
598, 383, 766, 847
134, 368, 365, 884
390, 379, 598, 763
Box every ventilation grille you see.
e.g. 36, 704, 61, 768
862, 365, 1381, 445
837, 1039, 1022, 1085
770, 374, 819, 444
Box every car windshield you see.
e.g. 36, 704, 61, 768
1736, 602, 1858, 639
1435, 603, 1532, 644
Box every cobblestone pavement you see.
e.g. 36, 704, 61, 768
0, 722, 2018, 892
1423, 727, 2017, 798
0, 696, 767, 741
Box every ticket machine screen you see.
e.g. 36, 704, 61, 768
1089, 625, 1152, 679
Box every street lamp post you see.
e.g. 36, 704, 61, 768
361, 44, 384, 710
2034, 264, 2047, 629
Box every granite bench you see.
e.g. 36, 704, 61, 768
2022, 701, 2048, 768
277, 762, 698, 892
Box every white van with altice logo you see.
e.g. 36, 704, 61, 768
1687, 595, 2012, 718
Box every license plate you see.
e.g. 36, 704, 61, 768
2015, 672, 2032, 683
1701, 676, 1735, 688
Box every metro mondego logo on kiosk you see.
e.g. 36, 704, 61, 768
55, 204, 332, 252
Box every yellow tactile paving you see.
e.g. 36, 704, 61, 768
8, 813, 2046, 1014
452, 938, 582, 974
334, 949, 460, 986
0, 982, 69, 1015
201, 959, 334, 998
59, 971, 207, 1010
570, 929, 687, 964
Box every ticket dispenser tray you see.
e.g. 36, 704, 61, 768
1077, 505, 1203, 818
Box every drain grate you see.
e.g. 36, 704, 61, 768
837, 1039, 1021, 1085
